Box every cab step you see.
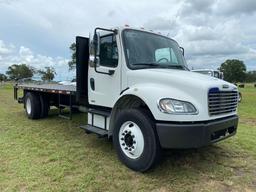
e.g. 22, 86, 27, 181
80, 124, 108, 138
88, 108, 111, 117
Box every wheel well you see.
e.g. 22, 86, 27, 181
108, 95, 155, 137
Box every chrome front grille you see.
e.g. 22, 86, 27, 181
208, 89, 238, 116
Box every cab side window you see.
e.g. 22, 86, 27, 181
99, 35, 118, 67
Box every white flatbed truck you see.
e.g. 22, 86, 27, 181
14, 26, 239, 172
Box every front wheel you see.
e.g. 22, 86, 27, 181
113, 109, 161, 172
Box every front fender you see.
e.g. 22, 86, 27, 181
118, 83, 202, 122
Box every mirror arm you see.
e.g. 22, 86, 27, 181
93, 56, 115, 75
95, 67, 115, 76
94, 27, 117, 35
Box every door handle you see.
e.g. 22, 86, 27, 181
90, 78, 95, 90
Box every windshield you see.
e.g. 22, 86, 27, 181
123, 29, 188, 70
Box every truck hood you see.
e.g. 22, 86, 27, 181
127, 68, 236, 91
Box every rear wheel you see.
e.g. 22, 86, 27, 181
113, 109, 161, 172
24, 92, 41, 119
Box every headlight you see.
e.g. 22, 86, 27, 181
158, 98, 198, 114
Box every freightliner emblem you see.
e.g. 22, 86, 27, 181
222, 84, 229, 89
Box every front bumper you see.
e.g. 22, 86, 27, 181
156, 115, 238, 149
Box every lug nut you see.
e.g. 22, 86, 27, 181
122, 143, 125, 146
122, 133, 125, 136
133, 141, 136, 144
132, 146, 134, 149
129, 148, 132, 151
125, 147, 128, 150
125, 130, 128, 133
132, 135, 135, 138
121, 137, 124, 140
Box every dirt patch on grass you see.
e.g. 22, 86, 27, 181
240, 118, 256, 126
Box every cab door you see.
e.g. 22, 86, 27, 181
88, 32, 121, 108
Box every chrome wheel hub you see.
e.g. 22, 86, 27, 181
119, 121, 144, 159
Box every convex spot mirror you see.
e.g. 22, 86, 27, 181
89, 32, 100, 68
180, 47, 184, 56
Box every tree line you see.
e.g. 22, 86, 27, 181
0, 42, 255, 84
219, 59, 256, 83
0, 64, 56, 81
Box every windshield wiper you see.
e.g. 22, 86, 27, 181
182, 65, 190, 71
164, 65, 189, 70
132, 62, 161, 67
132, 63, 190, 70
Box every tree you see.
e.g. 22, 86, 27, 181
0, 73, 7, 81
6, 64, 34, 80
219, 59, 246, 83
38, 67, 56, 81
245, 71, 256, 83
68, 43, 76, 71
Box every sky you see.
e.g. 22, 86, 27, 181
0, 0, 256, 80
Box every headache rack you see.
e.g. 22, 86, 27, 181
208, 89, 238, 116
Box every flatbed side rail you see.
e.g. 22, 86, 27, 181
14, 84, 76, 95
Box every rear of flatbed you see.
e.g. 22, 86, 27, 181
14, 83, 79, 119
13, 36, 89, 120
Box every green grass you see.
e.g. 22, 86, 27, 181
0, 83, 256, 192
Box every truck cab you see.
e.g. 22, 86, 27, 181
16, 26, 239, 172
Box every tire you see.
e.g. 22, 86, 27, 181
40, 94, 49, 118
113, 108, 161, 172
24, 92, 41, 119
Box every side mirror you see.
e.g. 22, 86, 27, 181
180, 47, 184, 56
92, 27, 117, 75
93, 32, 100, 57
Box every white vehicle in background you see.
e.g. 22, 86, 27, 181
59, 80, 76, 86
14, 26, 239, 172
193, 69, 242, 102
192, 69, 224, 79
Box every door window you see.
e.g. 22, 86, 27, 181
99, 35, 118, 67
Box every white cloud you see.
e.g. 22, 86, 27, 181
0, 40, 73, 80
144, 17, 178, 33
215, 0, 256, 16
0, 40, 14, 55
